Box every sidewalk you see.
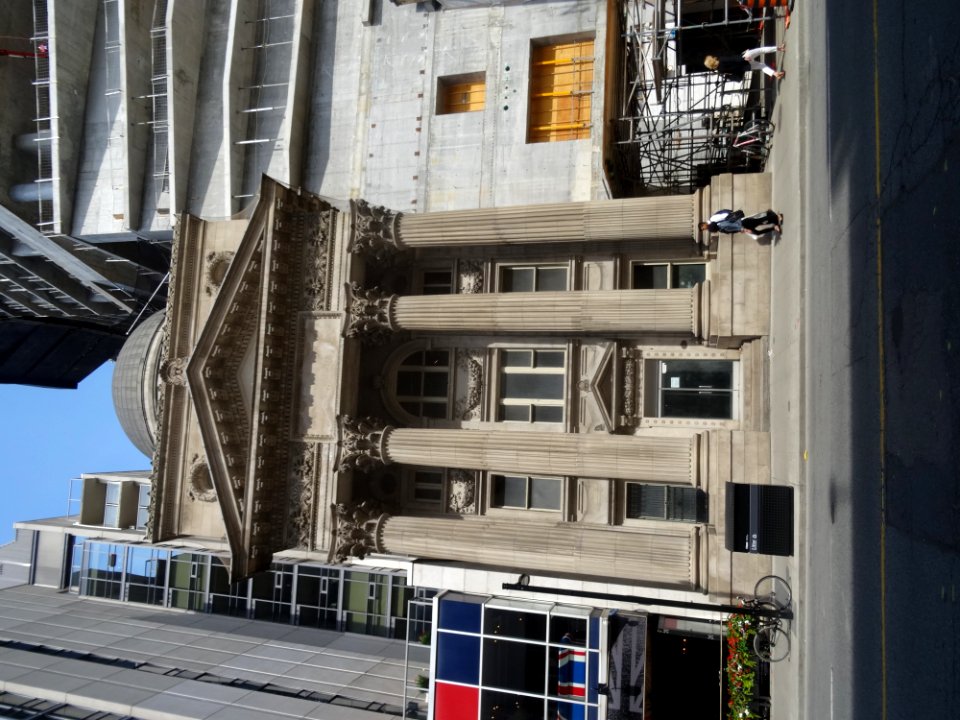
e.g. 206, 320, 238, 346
765, 2, 814, 720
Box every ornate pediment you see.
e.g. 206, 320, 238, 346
186, 178, 340, 580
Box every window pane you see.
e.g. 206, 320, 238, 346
672, 263, 706, 288
549, 616, 587, 645
530, 477, 562, 510
401, 352, 424, 366
422, 372, 449, 397
633, 264, 668, 289
138, 484, 151, 505
485, 607, 548, 640
103, 504, 119, 528
396, 370, 422, 396
422, 402, 448, 419
424, 351, 449, 368
423, 270, 452, 285
502, 267, 535, 292
537, 267, 568, 291
400, 401, 420, 416
501, 371, 564, 400
661, 389, 732, 419
535, 350, 565, 368
502, 349, 533, 367
660, 360, 733, 389
493, 475, 528, 508
482, 639, 547, 693
533, 405, 564, 423
104, 483, 121, 505
481, 690, 543, 720
626, 483, 666, 519
501, 404, 531, 422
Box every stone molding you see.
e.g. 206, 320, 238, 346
349, 199, 401, 260
338, 416, 393, 472
328, 501, 389, 562
344, 283, 397, 344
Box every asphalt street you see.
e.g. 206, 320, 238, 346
801, 1, 960, 719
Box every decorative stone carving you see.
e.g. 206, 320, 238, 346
458, 259, 483, 294
344, 283, 396, 344
446, 470, 476, 514
285, 442, 316, 549
328, 501, 389, 562
620, 347, 640, 428
187, 456, 217, 503
301, 208, 335, 311
204, 251, 235, 296
338, 416, 391, 472
161, 357, 188, 386
350, 199, 401, 260
454, 350, 484, 421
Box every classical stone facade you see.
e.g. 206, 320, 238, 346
119, 173, 775, 600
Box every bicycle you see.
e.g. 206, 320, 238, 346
737, 574, 792, 662
731, 118, 775, 159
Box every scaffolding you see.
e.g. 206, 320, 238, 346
613, 0, 783, 196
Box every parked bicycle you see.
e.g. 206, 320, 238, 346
737, 574, 792, 662
731, 118, 775, 159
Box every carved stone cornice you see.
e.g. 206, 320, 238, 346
328, 501, 390, 562
338, 415, 392, 472
344, 283, 396, 344
349, 199, 402, 260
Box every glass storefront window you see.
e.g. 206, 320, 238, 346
482, 639, 546, 693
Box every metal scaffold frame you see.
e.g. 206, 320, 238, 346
614, 0, 782, 195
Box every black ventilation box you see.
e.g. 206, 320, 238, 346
725, 483, 794, 556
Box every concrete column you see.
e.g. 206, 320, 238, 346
399, 195, 697, 247
349, 195, 697, 258
345, 284, 703, 340
384, 428, 699, 485
381, 514, 697, 587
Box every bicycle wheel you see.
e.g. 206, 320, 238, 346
753, 624, 791, 663
754, 575, 792, 609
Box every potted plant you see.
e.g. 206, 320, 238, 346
415, 674, 429, 689
726, 614, 758, 719
418, 631, 431, 645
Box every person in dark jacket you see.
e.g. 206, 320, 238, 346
699, 209, 783, 236
705, 44, 785, 80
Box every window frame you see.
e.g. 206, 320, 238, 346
436, 71, 487, 115
630, 260, 707, 290
395, 349, 453, 421
527, 36, 595, 143
488, 473, 566, 514
496, 347, 568, 425
416, 266, 455, 295
623, 482, 706, 524
496, 262, 571, 293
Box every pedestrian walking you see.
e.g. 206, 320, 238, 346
704, 44, 785, 80
699, 209, 783, 236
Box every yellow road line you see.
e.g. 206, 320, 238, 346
871, 0, 888, 718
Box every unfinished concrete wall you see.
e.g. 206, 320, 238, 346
120, 0, 154, 232
168, 0, 207, 216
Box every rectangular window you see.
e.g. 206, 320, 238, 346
625, 483, 705, 522
413, 470, 444, 504
528, 38, 594, 143
500, 264, 569, 292
103, 482, 121, 528
437, 72, 486, 114
492, 474, 562, 511
632, 262, 706, 289
658, 359, 738, 419
398, 350, 451, 419
420, 269, 454, 295
135, 484, 150, 530
498, 349, 565, 423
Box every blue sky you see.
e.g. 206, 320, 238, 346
0, 362, 149, 544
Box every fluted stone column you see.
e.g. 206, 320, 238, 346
337, 417, 700, 485
328, 503, 697, 587
350, 196, 697, 257
345, 283, 703, 339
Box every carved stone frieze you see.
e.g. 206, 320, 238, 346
620, 347, 641, 428
458, 259, 484, 294
446, 470, 477, 514
285, 442, 317, 549
338, 416, 392, 472
454, 350, 484, 421
328, 501, 389, 562
187, 455, 217, 503
350, 199, 402, 260
204, 251, 235, 296
344, 283, 396, 344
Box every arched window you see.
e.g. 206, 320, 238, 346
396, 350, 451, 419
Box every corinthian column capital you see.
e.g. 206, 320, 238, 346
350, 199, 402, 260
327, 501, 390, 562
345, 283, 397, 344
337, 415, 393, 472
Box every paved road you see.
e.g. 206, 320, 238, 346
800, 1, 960, 719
